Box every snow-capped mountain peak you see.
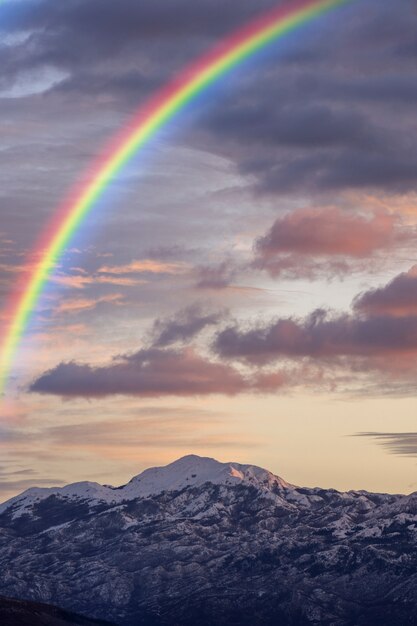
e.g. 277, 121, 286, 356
0, 455, 291, 518
124, 454, 292, 497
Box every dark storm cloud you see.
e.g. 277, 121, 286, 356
195, 0, 417, 195
205, 103, 375, 151
0, 0, 274, 93
354, 432, 417, 457
151, 304, 224, 347
217, 109, 417, 195
354, 266, 417, 317
1, 0, 273, 40
1, 0, 416, 207
331, 74, 417, 105
244, 146, 417, 195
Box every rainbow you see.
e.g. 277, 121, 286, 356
0, 0, 352, 396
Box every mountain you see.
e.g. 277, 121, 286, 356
0, 455, 290, 518
0, 594, 114, 626
0, 455, 416, 625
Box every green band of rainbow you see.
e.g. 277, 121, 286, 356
0, 0, 351, 396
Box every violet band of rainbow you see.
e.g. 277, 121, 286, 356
0, 0, 352, 396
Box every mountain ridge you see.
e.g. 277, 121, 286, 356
0, 455, 416, 625
0, 454, 292, 518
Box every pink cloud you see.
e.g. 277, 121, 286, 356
97, 259, 188, 275
254, 207, 411, 279
52, 273, 144, 289
30, 347, 248, 398
30, 346, 290, 399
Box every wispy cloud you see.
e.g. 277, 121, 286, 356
44, 415, 260, 451
51, 273, 145, 290
98, 259, 188, 276
53, 293, 124, 315
354, 432, 417, 457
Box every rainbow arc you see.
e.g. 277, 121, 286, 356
0, 0, 352, 396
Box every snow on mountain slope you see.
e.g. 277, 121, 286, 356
0, 454, 291, 518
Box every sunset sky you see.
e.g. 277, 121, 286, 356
1, 0, 417, 500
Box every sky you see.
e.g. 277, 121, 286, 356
1, 0, 417, 500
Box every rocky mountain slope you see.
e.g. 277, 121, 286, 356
0, 455, 416, 625
0, 594, 114, 626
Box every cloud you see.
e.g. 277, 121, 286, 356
0, 478, 65, 494
235, 133, 417, 196
207, 103, 375, 151
30, 347, 248, 398
3, 0, 417, 413
0, 430, 66, 499
0, 426, 28, 443
194, 1, 417, 196
49, 259, 187, 296
256, 208, 401, 257
29, 256, 417, 398
194, 262, 237, 290
0, 0, 273, 100
54, 293, 123, 315
254, 207, 407, 279
97, 259, 188, 276
354, 432, 417, 457
151, 304, 224, 347
354, 265, 417, 317
213, 308, 417, 370
52, 273, 144, 290
43, 414, 260, 451
0, 0, 270, 43
2, 0, 417, 204
29, 342, 293, 399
